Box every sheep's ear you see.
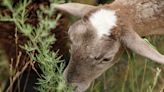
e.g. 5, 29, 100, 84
120, 27, 164, 64
53, 3, 96, 17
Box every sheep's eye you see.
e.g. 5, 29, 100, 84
100, 57, 112, 64
103, 58, 110, 61
93, 54, 113, 64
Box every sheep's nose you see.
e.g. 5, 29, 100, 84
63, 71, 90, 92
70, 82, 91, 92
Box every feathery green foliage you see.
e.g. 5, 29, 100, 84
0, 0, 73, 91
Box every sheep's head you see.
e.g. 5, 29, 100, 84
65, 16, 122, 91
55, 3, 164, 92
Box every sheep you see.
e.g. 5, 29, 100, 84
54, 0, 164, 91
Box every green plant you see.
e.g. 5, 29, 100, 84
0, 0, 72, 91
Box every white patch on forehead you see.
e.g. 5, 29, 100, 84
89, 9, 117, 38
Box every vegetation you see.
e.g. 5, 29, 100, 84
0, 0, 72, 92
0, 0, 163, 92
